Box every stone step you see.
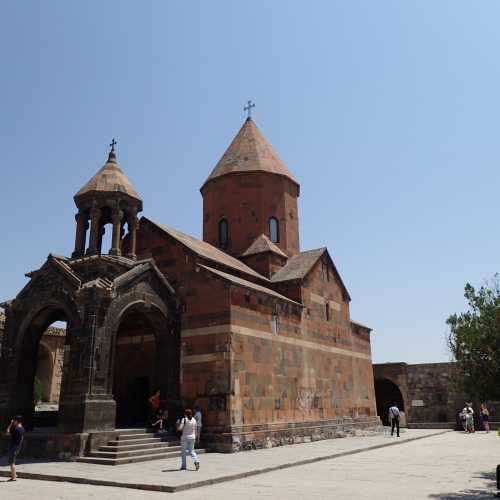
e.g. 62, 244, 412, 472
114, 428, 153, 434
100, 441, 180, 452
107, 436, 173, 446
76, 448, 206, 466
89, 445, 182, 459
116, 433, 178, 441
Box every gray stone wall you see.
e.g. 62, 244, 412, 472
374, 362, 500, 428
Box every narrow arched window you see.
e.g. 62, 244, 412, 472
269, 217, 279, 243
218, 218, 228, 249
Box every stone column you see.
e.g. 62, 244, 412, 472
72, 211, 88, 258
97, 224, 105, 255
86, 207, 101, 256
126, 215, 138, 260
109, 209, 124, 256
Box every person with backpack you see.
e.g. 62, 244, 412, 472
177, 408, 200, 471
388, 402, 401, 437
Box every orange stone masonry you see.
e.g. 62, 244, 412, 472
0, 116, 380, 459
201, 119, 300, 258
137, 117, 379, 451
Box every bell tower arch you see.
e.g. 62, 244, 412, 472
72, 141, 143, 259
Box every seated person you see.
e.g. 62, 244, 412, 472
151, 408, 169, 433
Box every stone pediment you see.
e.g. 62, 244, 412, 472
16, 255, 82, 302
14, 254, 176, 307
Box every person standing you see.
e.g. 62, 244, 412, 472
5, 415, 25, 481
480, 403, 490, 433
388, 402, 400, 437
148, 389, 160, 419
463, 403, 475, 433
177, 409, 199, 471
194, 406, 202, 444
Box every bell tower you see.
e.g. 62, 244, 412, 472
201, 117, 300, 257
72, 141, 143, 259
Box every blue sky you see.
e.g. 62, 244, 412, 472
1, 1, 499, 363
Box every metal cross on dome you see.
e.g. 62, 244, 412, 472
109, 138, 117, 152
244, 100, 255, 119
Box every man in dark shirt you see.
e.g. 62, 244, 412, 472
5, 415, 24, 481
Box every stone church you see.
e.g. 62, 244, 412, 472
0, 116, 379, 456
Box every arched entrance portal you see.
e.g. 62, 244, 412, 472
14, 307, 70, 430
113, 306, 160, 427
36, 344, 53, 403
33, 342, 55, 404
374, 378, 405, 426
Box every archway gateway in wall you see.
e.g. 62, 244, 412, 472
374, 378, 405, 426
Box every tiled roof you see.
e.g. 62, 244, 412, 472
74, 151, 142, 203
271, 248, 326, 282
202, 118, 298, 189
143, 218, 267, 281
241, 234, 288, 258
271, 247, 351, 301
199, 265, 302, 306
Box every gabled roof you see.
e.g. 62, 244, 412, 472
241, 234, 288, 259
271, 248, 326, 282
199, 265, 302, 306
143, 218, 267, 281
201, 118, 299, 190
271, 247, 351, 301
74, 151, 142, 205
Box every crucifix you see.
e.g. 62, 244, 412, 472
244, 100, 255, 119
109, 138, 117, 152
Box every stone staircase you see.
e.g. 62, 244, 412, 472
77, 428, 206, 465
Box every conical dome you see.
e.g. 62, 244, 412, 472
74, 149, 142, 206
201, 118, 298, 190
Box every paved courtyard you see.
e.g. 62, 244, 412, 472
0, 430, 498, 499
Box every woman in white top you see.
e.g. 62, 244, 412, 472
177, 409, 199, 470
463, 403, 474, 433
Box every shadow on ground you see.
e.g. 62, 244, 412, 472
428, 471, 498, 499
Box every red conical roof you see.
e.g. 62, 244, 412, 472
202, 118, 298, 190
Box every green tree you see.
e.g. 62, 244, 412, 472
447, 276, 500, 401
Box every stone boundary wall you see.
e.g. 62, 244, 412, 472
374, 362, 500, 429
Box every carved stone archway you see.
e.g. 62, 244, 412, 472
0, 295, 81, 430
105, 282, 180, 428
0, 254, 178, 434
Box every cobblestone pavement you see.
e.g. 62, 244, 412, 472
1, 430, 498, 499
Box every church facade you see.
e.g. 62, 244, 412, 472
0, 117, 379, 455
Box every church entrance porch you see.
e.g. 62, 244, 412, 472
0, 253, 180, 460
113, 307, 159, 428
